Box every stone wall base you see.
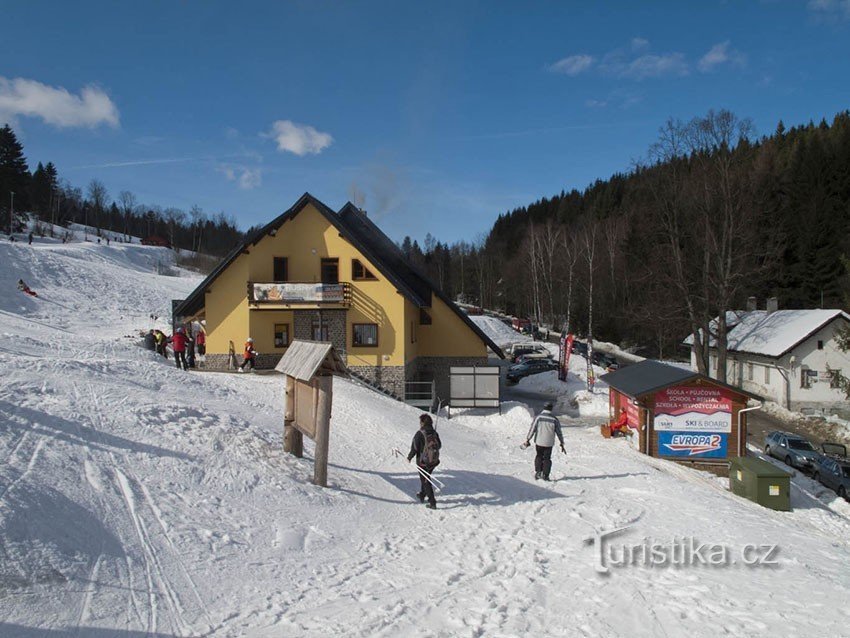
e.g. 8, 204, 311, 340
200, 353, 282, 370
349, 365, 405, 398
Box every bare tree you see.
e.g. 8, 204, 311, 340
164, 207, 186, 251
561, 233, 582, 335
87, 179, 109, 234
118, 190, 137, 241
537, 219, 563, 326
582, 220, 599, 390
643, 110, 775, 382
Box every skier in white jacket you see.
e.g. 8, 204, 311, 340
523, 402, 565, 481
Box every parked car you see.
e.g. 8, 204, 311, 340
571, 341, 589, 357
591, 351, 620, 370
509, 344, 549, 363
515, 352, 555, 365
764, 431, 820, 471
813, 444, 850, 500
506, 358, 559, 384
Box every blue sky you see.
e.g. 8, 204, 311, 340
2, 1, 850, 243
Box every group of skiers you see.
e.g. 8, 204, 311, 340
144, 324, 206, 370
404, 401, 565, 510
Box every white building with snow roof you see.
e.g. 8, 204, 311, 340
685, 300, 850, 418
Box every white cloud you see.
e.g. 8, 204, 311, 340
585, 99, 608, 109
613, 52, 689, 79
549, 54, 595, 76
219, 165, 262, 190
698, 41, 746, 73
267, 119, 333, 156
0, 77, 119, 128
808, 0, 850, 18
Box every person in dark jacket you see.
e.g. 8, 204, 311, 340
169, 327, 189, 370
522, 402, 565, 481
143, 329, 156, 351
407, 413, 442, 509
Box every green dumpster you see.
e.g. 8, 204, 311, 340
729, 456, 792, 512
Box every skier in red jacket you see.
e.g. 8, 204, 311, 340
238, 338, 258, 372
169, 327, 189, 370
610, 407, 632, 438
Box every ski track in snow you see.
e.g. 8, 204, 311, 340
1, 239, 850, 636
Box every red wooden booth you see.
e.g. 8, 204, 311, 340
600, 361, 761, 466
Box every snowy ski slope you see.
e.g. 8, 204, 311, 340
2, 237, 850, 637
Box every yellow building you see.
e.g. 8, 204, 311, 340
175, 193, 503, 399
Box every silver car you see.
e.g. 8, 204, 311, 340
764, 431, 820, 471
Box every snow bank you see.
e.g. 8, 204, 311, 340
4, 237, 850, 636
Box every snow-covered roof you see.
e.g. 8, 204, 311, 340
684, 309, 850, 358
274, 340, 348, 380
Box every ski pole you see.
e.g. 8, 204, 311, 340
391, 448, 445, 491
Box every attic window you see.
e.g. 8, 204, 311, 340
817, 340, 824, 350
419, 308, 432, 325
352, 259, 377, 281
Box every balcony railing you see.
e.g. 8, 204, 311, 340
248, 281, 351, 307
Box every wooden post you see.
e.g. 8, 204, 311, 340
313, 374, 333, 487
284, 374, 302, 457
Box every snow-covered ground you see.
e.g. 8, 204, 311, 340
4, 237, 850, 637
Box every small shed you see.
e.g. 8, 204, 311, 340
600, 361, 761, 466
275, 340, 348, 486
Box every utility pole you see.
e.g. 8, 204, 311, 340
9, 191, 14, 236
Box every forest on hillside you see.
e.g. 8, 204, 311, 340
402, 109, 850, 361
0, 124, 244, 258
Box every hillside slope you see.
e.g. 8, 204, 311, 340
2, 238, 850, 637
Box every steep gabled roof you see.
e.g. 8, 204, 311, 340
174, 193, 504, 357
683, 309, 850, 358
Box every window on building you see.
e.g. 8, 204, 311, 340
274, 323, 290, 348
273, 257, 288, 282
311, 319, 329, 341
352, 259, 377, 281
801, 367, 811, 389
321, 258, 339, 284
817, 340, 824, 350
353, 323, 378, 347
747, 362, 754, 381
410, 320, 416, 344
419, 309, 432, 325
764, 365, 770, 384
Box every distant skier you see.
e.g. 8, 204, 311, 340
185, 325, 196, 369
144, 329, 156, 351
407, 413, 442, 509
17, 279, 37, 297
238, 337, 258, 372
169, 327, 189, 370
195, 327, 206, 356
522, 402, 565, 481
27, 232, 33, 245
154, 330, 168, 357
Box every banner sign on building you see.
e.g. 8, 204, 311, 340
254, 283, 345, 304
653, 386, 733, 433
625, 400, 641, 429
658, 432, 728, 458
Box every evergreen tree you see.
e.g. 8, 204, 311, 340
0, 124, 32, 231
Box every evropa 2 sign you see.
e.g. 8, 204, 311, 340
653, 386, 733, 433
659, 432, 728, 458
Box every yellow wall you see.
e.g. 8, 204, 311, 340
416, 294, 488, 358
205, 255, 249, 355
201, 202, 489, 364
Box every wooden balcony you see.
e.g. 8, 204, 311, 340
248, 281, 352, 309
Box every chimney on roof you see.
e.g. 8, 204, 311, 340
766, 297, 779, 314
746, 296, 757, 312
